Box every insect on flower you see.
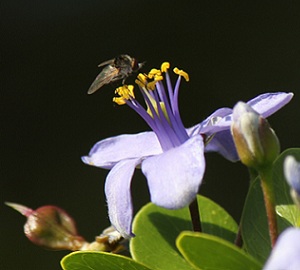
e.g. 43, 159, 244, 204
87, 54, 144, 94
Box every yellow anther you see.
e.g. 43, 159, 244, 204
113, 97, 126, 105
146, 81, 157, 91
153, 74, 163, 82
124, 85, 135, 98
135, 78, 146, 88
161, 62, 170, 72
137, 73, 148, 84
148, 68, 161, 79
173, 67, 189, 82
113, 85, 135, 105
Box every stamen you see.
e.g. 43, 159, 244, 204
113, 97, 126, 105
153, 75, 164, 81
147, 81, 158, 91
161, 62, 170, 72
148, 68, 161, 79
135, 79, 145, 88
113, 85, 135, 105
137, 73, 148, 84
173, 67, 189, 82
112, 61, 190, 150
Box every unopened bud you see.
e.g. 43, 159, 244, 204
284, 156, 300, 207
6, 202, 86, 250
231, 102, 280, 170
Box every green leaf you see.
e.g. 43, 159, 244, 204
177, 231, 262, 270
61, 251, 152, 270
130, 195, 238, 270
241, 148, 300, 263
240, 177, 270, 263
276, 204, 300, 227
198, 195, 239, 242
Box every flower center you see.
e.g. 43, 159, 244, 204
113, 62, 190, 152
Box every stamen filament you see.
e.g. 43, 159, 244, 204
154, 79, 188, 143
113, 62, 190, 152
139, 87, 181, 149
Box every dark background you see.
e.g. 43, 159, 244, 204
2, 1, 300, 269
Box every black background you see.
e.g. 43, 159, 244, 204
2, 1, 300, 269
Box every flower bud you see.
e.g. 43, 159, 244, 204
231, 102, 280, 170
284, 155, 300, 207
6, 202, 86, 250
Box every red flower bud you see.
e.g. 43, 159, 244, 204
6, 202, 86, 251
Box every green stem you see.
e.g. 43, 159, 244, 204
259, 167, 278, 247
189, 198, 202, 232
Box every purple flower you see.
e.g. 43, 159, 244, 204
263, 227, 300, 270
82, 62, 293, 238
83, 63, 205, 238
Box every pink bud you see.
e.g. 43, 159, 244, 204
6, 202, 86, 251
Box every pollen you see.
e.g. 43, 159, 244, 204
146, 81, 157, 90
135, 78, 146, 88
161, 62, 170, 73
113, 85, 135, 105
137, 73, 148, 84
148, 68, 162, 79
173, 67, 189, 82
113, 97, 126, 105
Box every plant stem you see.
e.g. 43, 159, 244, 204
259, 167, 278, 247
234, 224, 243, 247
189, 198, 202, 232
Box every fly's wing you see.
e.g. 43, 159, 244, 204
98, 58, 115, 67
87, 65, 119, 94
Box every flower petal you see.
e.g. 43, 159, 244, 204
105, 158, 142, 238
190, 92, 293, 162
263, 228, 300, 270
187, 108, 233, 136
247, 92, 294, 118
205, 130, 239, 162
215, 92, 293, 129
141, 135, 205, 209
82, 131, 162, 169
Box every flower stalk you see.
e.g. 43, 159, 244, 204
259, 168, 278, 247
189, 198, 202, 232
231, 102, 281, 247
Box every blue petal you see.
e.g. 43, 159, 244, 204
205, 130, 239, 162
105, 158, 142, 238
82, 131, 162, 169
263, 228, 300, 270
247, 92, 294, 118
189, 92, 293, 162
141, 135, 205, 209
215, 92, 293, 130
187, 108, 233, 136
